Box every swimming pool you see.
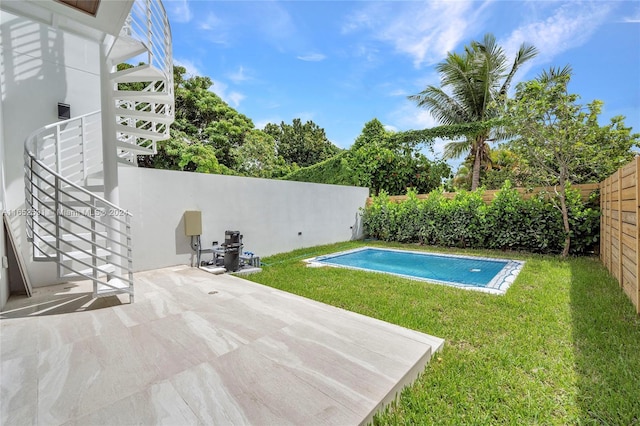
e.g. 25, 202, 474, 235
306, 247, 524, 295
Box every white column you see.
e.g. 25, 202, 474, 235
99, 41, 121, 283
100, 42, 119, 206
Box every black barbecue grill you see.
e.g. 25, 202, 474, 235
222, 230, 243, 272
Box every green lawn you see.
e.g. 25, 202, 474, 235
243, 241, 640, 425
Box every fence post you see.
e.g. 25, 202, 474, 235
600, 180, 604, 262
618, 168, 623, 287
608, 174, 613, 273
636, 157, 640, 314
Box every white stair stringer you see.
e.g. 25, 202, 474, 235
109, 0, 175, 163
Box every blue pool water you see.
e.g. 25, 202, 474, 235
308, 248, 524, 294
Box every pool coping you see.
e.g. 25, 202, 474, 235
304, 247, 525, 296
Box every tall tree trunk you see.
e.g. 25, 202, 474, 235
559, 179, 571, 257
470, 142, 482, 191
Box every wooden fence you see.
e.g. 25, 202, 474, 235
365, 183, 600, 207
600, 158, 640, 314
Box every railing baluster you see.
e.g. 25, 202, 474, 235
54, 175, 61, 267
81, 115, 88, 182
55, 125, 62, 174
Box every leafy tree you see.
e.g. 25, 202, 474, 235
352, 118, 389, 150
409, 33, 537, 190
349, 119, 451, 195
171, 67, 254, 169
263, 119, 340, 167
452, 164, 472, 191
508, 66, 638, 256
480, 147, 529, 189
283, 152, 352, 185
232, 130, 293, 178
138, 129, 232, 174
142, 66, 269, 174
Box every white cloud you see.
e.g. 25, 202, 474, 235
228, 92, 246, 107
502, 2, 613, 79
196, 13, 230, 45
199, 13, 221, 31
297, 53, 327, 62
228, 66, 250, 83
173, 58, 201, 78
210, 80, 246, 108
387, 101, 454, 160
622, 6, 640, 23
343, 1, 491, 67
168, 0, 191, 24
390, 102, 439, 130
389, 89, 409, 97
352, 44, 380, 63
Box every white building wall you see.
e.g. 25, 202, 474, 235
118, 167, 369, 272
0, 10, 102, 301
0, 85, 7, 307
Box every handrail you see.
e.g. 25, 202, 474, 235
114, 0, 173, 157
24, 110, 103, 186
24, 112, 134, 300
123, 0, 173, 93
27, 153, 131, 216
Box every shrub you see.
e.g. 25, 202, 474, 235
362, 181, 600, 255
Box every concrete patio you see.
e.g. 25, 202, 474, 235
1, 266, 444, 425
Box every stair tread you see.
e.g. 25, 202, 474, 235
61, 263, 115, 279
114, 108, 174, 124
109, 35, 147, 63
111, 64, 165, 83
115, 124, 167, 141
61, 248, 110, 261
97, 278, 132, 297
40, 232, 107, 243
117, 142, 156, 155
113, 91, 173, 103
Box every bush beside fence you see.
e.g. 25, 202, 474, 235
365, 183, 599, 207
362, 182, 600, 255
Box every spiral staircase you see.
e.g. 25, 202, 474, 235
23, 0, 173, 302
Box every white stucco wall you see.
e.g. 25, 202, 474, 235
0, 10, 102, 297
0, 89, 7, 308
118, 167, 369, 272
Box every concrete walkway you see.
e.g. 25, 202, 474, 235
1, 266, 444, 425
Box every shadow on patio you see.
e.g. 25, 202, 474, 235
1, 265, 444, 425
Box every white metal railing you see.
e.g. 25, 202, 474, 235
115, 0, 174, 155
24, 115, 134, 299
26, 111, 103, 186
124, 0, 173, 84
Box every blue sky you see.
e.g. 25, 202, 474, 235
165, 0, 640, 167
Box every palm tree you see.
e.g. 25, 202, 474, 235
409, 33, 537, 190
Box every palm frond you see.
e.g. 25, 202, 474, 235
499, 43, 538, 96
537, 65, 573, 84
409, 86, 469, 124
443, 139, 472, 160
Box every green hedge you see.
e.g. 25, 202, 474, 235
282, 152, 355, 186
362, 182, 600, 255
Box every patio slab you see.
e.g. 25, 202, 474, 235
1, 265, 444, 425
